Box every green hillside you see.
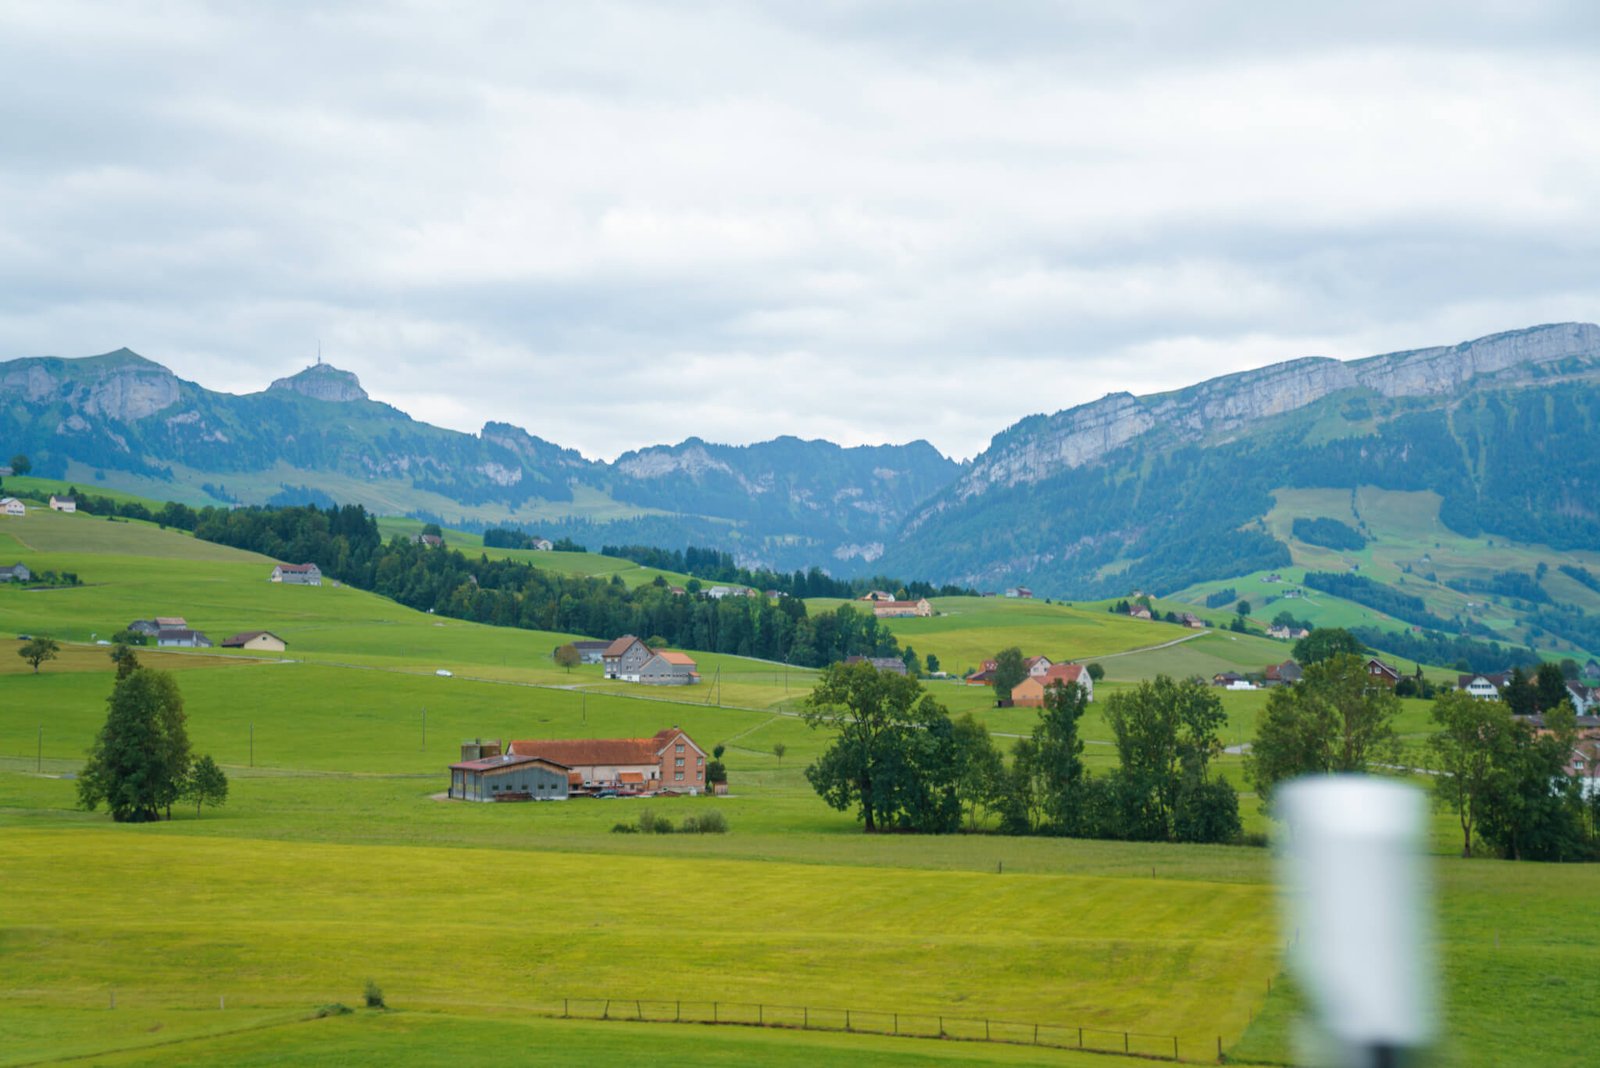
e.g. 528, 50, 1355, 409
3, 502, 1597, 1066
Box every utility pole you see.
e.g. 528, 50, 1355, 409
421, 707, 427, 751
37, 725, 42, 772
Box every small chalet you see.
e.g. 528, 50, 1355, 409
155, 616, 187, 629
448, 742, 570, 802
859, 590, 895, 602
1004, 587, 1034, 599
1128, 605, 1153, 620
270, 563, 322, 586
872, 598, 932, 618
157, 628, 212, 648
0, 562, 31, 583
48, 495, 76, 513
601, 635, 655, 680
1024, 655, 1054, 677
1567, 682, 1595, 716
638, 650, 699, 686
222, 630, 288, 652
1263, 660, 1303, 686
1365, 658, 1401, 686
508, 727, 709, 794
126, 619, 161, 638
1012, 663, 1094, 706
567, 639, 612, 664
0, 498, 25, 516
415, 533, 444, 547
1179, 612, 1207, 630
844, 655, 908, 676
1457, 673, 1509, 700
1267, 625, 1310, 640
1584, 659, 1600, 683
1213, 672, 1246, 688
530, 537, 554, 551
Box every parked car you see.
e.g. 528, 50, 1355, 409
435, 669, 453, 677
594, 790, 619, 798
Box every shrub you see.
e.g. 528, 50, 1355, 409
314, 1003, 353, 1018
363, 980, 385, 1009
681, 810, 729, 834
610, 822, 638, 834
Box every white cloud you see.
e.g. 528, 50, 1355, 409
2, 2, 1598, 461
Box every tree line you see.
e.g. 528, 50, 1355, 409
189, 503, 905, 667
599, 543, 977, 601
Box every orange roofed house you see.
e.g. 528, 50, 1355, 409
872, 598, 932, 618
1011, 663, 1095, 706
508, 727, 709, 794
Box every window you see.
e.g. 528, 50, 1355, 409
697, 757, 704, 765
674, 771, 684, 780
676, 744, 685, 753
675, 757, 685, 767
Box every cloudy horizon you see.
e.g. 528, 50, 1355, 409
5, 2, 1599, 462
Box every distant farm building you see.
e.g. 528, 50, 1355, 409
1179, 612, 1208, 629
154, 616, 187, 629
872, 598, 932, 618
157, 628, 212, 648
448, 742, 570, 802
271, 563, 323, 585
1457, 673, 1509, 699
530, 537, 554, 551
48, 495, 76, 513
0, 562, 31, 582
844, 655, 908, 676
0, 498, 25, 516
1004, 587, 1034, 599
508, 727, 709, 794
566, 640, 612, 664
415, 533, 444, 547
1263, 660, 1303, 686
859, 590, 895, 602
602, 635, 655, 680
1011, 664, 1095, 706
638, 650, 699, 685
222, 630, 287, 652
1365, 658, 1401, 686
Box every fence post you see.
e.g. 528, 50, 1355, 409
676, 1000, 681, 1022
713, 1001, 718, 1023
636, 1000, 642, 1020
893, 1012, 898, 1035
1078, 1026, 1083, 1048
563, 998, 568, 1017
803, 1006, 808, 1029
985, 1019, 991, 1041
603, 999, 610, 1020
1033, 1022, 1038, 1044
1172, 1035, 1178, 1060
758, 1004, 763, 1025
846, 1009, 851, 1031
1124, 1031, 1129, 1053
939, 1016, 945, 1037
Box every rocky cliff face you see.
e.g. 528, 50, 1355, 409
946, 323, 1600, 506
0, 348, 182, 422
266, 363, 369, 402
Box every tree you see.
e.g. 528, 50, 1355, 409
925, 652, 940, 675
901, 645, 921, 677
1534, 662, 1570, 712
990, 646, 1027, 703
772, 741, 787, 765
1476, 703, 1590, 861
1559, 658, 1579, 680
110, 642, 141, 679
802, 660, 960, 832
421, 522, 443, 538
10, 453, 30, 476
951, 713, 1005, 830
1236, 599, 1251, 618
1085, 662, 1105, 682
1501, 666, 1536, 717
1292, 627, 1365, 665
1246, 653, 1401, 812
18, 636, 59, 674
553, 643, 580, 673
1428, 690, 1515, 858
184, 754, 229, 815
77, 669, 191, 822
1099, 676, 1235, 842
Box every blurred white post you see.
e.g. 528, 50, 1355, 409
1278, 777, 1435, 1067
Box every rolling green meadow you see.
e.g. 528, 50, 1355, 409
2, 501, 1597, 1065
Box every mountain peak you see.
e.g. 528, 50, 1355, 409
267, 362, 369, 402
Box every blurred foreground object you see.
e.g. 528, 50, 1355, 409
1278, 777, 1435, 1067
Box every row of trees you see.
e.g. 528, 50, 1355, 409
189, 503, 904, 667
76, 652, 228, 822
600, 543, 977, 602
801, 661, 1239, 843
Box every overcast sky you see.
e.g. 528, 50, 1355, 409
4, 2, 1599, 461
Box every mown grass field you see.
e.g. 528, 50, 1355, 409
3, 504, 1597, 1065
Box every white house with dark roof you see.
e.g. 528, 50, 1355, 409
0, 498, 25, 516
0, 562, 31, 582
270, 563, 322, 585
48, 495, 75, 512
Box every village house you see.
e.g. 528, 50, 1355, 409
601, 635, 655, 680
1011, 663, 1094, 706
126, 619, 162, 638
221, 630, 288, 652
0, 562, 31, 583
1179, 612, 1207, 630
844, 655, 908, 676
566, 639, 612, 665
1263, 660, 1304, 686
1365, 658, 1401, 687
1004, 587, 1034, 599
155, 616, 187, 629
270, 563, 323, 586
157, 628, 213, 648
1584, 659, 1600, 684
872, 598, 932, 619
1128, 604, 1153, 620
0, 497, 25, 516
530, 537, 554, 551
1567, 682, 1595, 716
858, 590, 895, 602
414, 533, 443, 547
1267, 625, 1310, 640
1456, 673, 1510, 699
448, 742, 570, 802
508, 727, 709, 794
48, 495, 75, 513
637, 649, 699, 686
1024, 655, 1053, 677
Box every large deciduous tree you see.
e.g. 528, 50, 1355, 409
184, 754, 230, 816
18, 636, 59, 673
1291, 627, 1365, 665
802, 660, 961, 832
1428, 689, 1515, 858
1099, 675, 1237, 842
990, 646, 1027, 703
1246, 653, 1401, 812
77, 669, 192, 822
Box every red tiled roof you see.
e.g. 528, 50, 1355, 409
509, 737, 660, 766
618, 771, 645, 784
603, 635, 643, 658
276, 563, 319, 573
876, 600, 925, 609
1042, 663, 1085, 683
654, 650, 696, 666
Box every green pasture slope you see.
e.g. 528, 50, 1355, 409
1, 506, 1596, 1065
1178, 485, 1600, 660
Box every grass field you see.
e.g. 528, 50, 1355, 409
3, 503, 1598, 1065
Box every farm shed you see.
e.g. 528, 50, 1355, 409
448, 752, 571, 802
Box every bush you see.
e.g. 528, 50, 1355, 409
363, 980, 385, 1009
610, 822, 638, 834
314, 1003, 353, 1018
681, 810, 729, 834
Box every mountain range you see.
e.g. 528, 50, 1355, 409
6, 323, 1600, 605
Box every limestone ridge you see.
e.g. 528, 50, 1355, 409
945, 322, 1600, 506
266, 363, 369, 402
